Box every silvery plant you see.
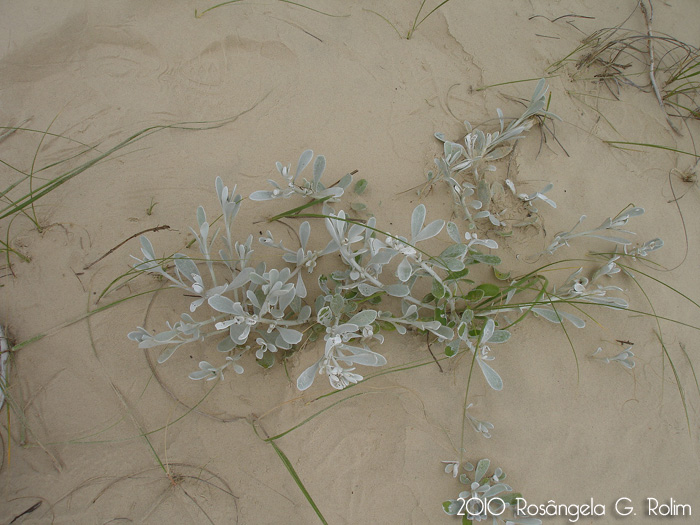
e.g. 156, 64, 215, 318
128, 148, 660, 398
442, 458, 542, 524
428, 79, 561, 227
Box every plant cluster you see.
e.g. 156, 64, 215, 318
129, 150, 659, 396
442, 458, 540, 524
427, 80, 560, 230
548, 1, 700, 129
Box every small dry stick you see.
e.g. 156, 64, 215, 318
83, 225, 170, 270
426, 333, 444, 373
640, 1, 681, 134
9, 501, 42, 524
0, 324, 8, 410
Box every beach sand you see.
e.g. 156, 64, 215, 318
1, 1, 699, 523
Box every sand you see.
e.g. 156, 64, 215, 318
1, 1, 699, 523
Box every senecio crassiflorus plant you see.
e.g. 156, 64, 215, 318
128, 146, 660, 394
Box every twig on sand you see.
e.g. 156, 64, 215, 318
640, 1, 681, 134
83, 225, 170, 270
426, 334, 444, 373
0, 324, 8, 410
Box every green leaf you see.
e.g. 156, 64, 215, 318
442, 257, 465, 272
493, 267, 511, 280
350, 202, 367, 212
475, 458, 490, 481
432, 278, 446, 299
257, 350, 275, 369
342, 301, 358, 315
489, 330, 511, 343
466, 289, 485, 301
477, 179, 491, 208
374, 320, 396, 332
338, 172, 353, 188
445, 339, 460, 357
446, 221, 461, 243
435, 306, 447, 325
217, 336, 236, 353
384, 284, 410, 297
354, 178, 368, 194
461, 309, 474, 325
157, 344, 181, 364
457, 322, 467, 338
445, 267, 470, 282
439, 243, 467, 259
330, 294, 344, 316
476, 283, 500, 297
470, 253, 501, 266
501, 492, 522, 505
347, 310, 377, 327
358, 283, 382, 296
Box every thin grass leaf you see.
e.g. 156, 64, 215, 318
267, 196, 333, 222
196, 0, 348, 18
604, 141, 700, 158
0, 113, 262, 221
268, 439, 328, 524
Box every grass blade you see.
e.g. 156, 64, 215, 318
253, 421, 328, 524
604, 141, 699, 157
269, 440, 328, 524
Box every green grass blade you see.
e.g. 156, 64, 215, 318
195, 0, 244, 17
545, 291, 580, 382
678, 343, 700, 399
459, 348, 479, 465
12, 288, 162, 352
279, 0, 348, 18
0, 107, 268, 221
363, 8, 402, 39
416, 0, 453, 29
625, 268, 692, 434
252, 422, 329, 525
267, 196, 333, 222
604, 141, 700, 157
269, 441, 328, 524
196, 0, 348, 19
656, 332, 691, 435
477, 77, 556, 92
616, 263, 700, 311
263, 393, 366, 441
406, 0, 427, 39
